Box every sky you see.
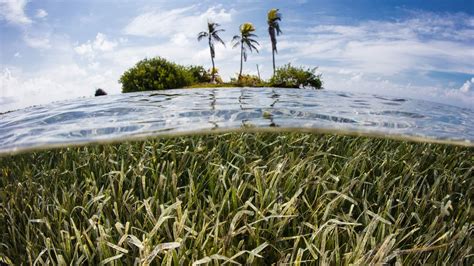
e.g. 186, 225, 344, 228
0, 0, 473, 112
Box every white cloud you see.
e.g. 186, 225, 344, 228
0, 65, 120, 112
74, 33, 118, 58
93, 33, 118, 51
1, 2, 54, 50
1, 32, 122, 112
459, 78, 474, 93
124, 5, 233, 39
0, 0, 32, 25
321, 67, 474, 108
23, 34, 51, 49
309, 12, 474, 42
279, 13, 474, 77
35, 8, 47, 19
99, 37, 242, 81
283, 12, 473, 108
74, 43, 93, 56
14, 52, 21, 57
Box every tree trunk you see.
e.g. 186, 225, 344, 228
209, 37, 215, 83
272, 49, 276, 76
269, 26, 276, 76
239, 41, 243, 79
211, 55, 215, 83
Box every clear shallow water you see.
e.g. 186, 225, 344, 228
0, 87, 473, 155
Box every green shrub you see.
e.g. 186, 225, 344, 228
210, 67, 224, 84
119, 57, 193, 93
185, 65, 211, 84
231, 74, 266, 87
269, 63, 323, 89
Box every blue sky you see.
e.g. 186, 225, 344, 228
1, 0, 473, 112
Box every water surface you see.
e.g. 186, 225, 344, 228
1, 88, 473, 155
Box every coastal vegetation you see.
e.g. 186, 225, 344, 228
1, 132, 472, 264
119, 57, 322, 92
197, 22, 226, 83
119, 57, 193, 93
267, 9, 282, 75
185, 65, 213, 84
119, 8, 323, 93
119, 58, 322, 92
270, 63, 323, 89
231, 74, 266, 87
232, 23, 260, 79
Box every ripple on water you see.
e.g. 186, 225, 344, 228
0, 88, 473, 154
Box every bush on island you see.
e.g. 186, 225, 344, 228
119, 57, 193, 93
269, 63, 322, 89
210, 67, 224, 84
185, 65, 212, 84
231, 74, 266, 87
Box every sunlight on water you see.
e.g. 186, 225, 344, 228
0, 88, 473, 155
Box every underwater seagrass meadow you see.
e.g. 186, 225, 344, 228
0, 132, 472, 264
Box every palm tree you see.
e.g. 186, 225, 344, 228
197, 21, 225, 82
232, 23, 259, 79
268, 8, 282, 75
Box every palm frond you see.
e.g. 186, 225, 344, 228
212, 34, 226, 46
207, 22, 216, 32
232, 35, 241, 48
268, 8, 282, 57
249, 39, 259, 45
202, 21, 225, 46
269, 28, 277, 52
275, 24, 282, 35
250, 44, 259, 53
243, 38, 259, 53
197, 32, 208, 41
240, 22, 256, 34
243, 39, 252, 51
232, 41, 241, 49
267, 8, 282, 23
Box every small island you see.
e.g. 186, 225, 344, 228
119, 9, 322, 94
